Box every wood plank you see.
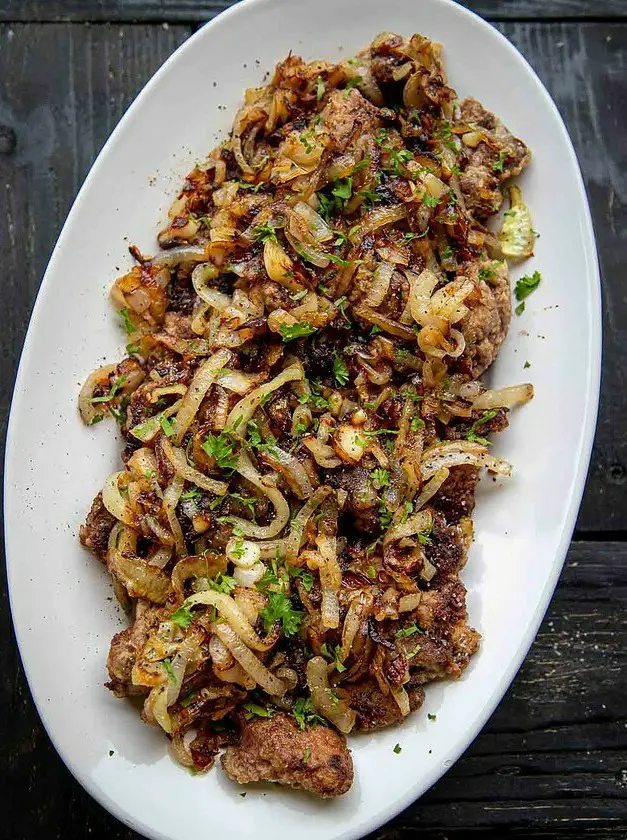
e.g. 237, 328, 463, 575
494, 22, 627, 533
0, 0, 626, 23
1, 541, 624, 838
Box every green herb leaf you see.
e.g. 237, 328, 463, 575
243, 702, 273, 719
279, 321, 317, 342
332, 352, 349, 387
90, 375, 127, 405
162, 658, 177, 684
514, 270, 542, 314
254, 222, 278, 244
292, 696, 326, 731
202, 431, 239, 469
492, 149, 508, 173
393, 743, 402, 754
260, 590, 303, 637
466, 409, 499, 445
159, 415, 175, 437
395, 623, 424, 639
421, 193, 439, 208
316, 75, 325, 101
170, 606, 194, 629
180, 487, 202, 501
411, 417, 425, 432
119, 308, 135, 336
372, 468, 390, 488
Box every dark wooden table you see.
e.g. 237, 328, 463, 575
1, 1, 625, 838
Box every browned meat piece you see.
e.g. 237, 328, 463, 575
458, 259, 511, 377
79, 493, 115, 561
458, 97, 530, 219
408, 578, 480, 682
343, 679, 424, 731
106, 600, 162, 697
221, 713, 353, 798
163, 311, 195, 339
423, 511, 468, 580
321, 88, 382, 151
432, 465, 479, 523
326, 466, 381, 535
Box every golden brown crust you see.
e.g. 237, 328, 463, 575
221, 714, 353, 798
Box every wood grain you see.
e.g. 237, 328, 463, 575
496, 22, 627, 533
0, 0, 626, 23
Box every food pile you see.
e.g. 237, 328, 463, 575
79, 32, 535, 797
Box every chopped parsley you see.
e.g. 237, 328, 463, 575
162, 658, 177, 684
159, 415, 175, 437
333, 352, 349, 387
514, 270, 542, 315
254, 222, 278, 243
279, 321, 317, 342
260, 590, 303, 636
90, 375, 127, 405
180, 487, 202, 501
492, 149, 508, 173
378, 500, 392, 529
427, 713, 437, 721
202, 431, 239, 469
293, 696, 326, 731
344, 75, 362, 95
393, 743, 402, 754
466, 409, 499, 446
524, 360, 531, 369
478, 265, 496, 282
203, 571, 237, 595
321, 642, 347, 673
119, 307, 135, 335
421, 193, 439, 208
395, 623, 424, 639
411, 417, 425, 432
290, 289, 308, 301
243, 702, 273, 719
170, 606, 194, 629
383, 146, 413, 176
372, 468, 390, 488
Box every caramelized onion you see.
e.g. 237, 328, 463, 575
213, 622, 286, 696
227, 363, 304, 431
161, 438, 228, 496
171, 349, 232, 444
421, 441, 512, 479
306, 656, 356, 734
471, 384, 534, 410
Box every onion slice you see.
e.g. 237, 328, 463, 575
160, 437, 228, 496
171, 349, 232, 445
306, 656, 356, 734
226, 363, 304, 431
213, 622, 286, 696
184, 590, 276, 652
229, 449, 290, 539
421, 441, 512, 480
471, 384, 534, 411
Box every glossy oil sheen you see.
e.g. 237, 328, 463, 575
4, 1, 601, 838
